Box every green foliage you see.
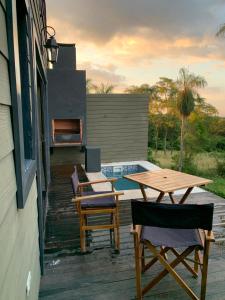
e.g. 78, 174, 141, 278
216, 138, 225, 151
92, 83, 115, 94
147, 148, 158, 164
178, 88, 195, 117
204, 177, 225, 199
215, 154, 225, 177
86, 78, 92, 94
216, 23, 225, 37
126, 70, 225, 173
125, 84, 154, 95
86, 79, 115, 94
171, 152, 198, 175
152, 150, 225, 199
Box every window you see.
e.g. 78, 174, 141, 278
7, 0, 36, 208
17, 2, 34, 161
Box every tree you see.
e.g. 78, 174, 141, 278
125, 83, 154, 94
216, 24, 225, 36
126, 84, 161, 152
92, 83, 115, 94
155, 77, 178, 114
176, 68, 207, 171
86, 78, 93, 94
154, 78, 178, 153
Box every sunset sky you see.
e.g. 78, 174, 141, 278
46, 0, 225, 116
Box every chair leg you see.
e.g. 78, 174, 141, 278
141, 245, 145, 273
143, 247, 170, 273
200, 241, 210, 300
116, 210, 120, 251
171, 248, 198, 278
110, 213, 114, 247
80, 215, 86, 252
143, 243, 198, 299
113, 212, 120, 251
134, 235, 143, 300
194, 248, 199, 274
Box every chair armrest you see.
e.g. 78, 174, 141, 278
130, 224, 142, 240
78, 178, 117, 187
204, 230, 215, 242
72, 191, 124, 202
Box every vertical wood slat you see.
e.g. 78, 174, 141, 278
0, 55, 11, 105
0, 153, 17, 225
0, 105, 14, 160
0, 5, 8, 58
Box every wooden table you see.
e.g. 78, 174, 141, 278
124, 169, 212, 203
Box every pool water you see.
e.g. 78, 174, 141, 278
101, 164, 147, 190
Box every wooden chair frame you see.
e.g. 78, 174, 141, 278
72, 177, 123, 252
131, 225, 215, 300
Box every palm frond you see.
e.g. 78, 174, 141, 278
216, 24, 225, 37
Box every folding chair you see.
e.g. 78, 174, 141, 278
131, 200, 215, 300
71, 167, 123, 252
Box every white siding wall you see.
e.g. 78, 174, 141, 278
0, 3, 40, 299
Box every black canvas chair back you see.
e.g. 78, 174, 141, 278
131, 200, 214, 231
71, 167, 80, 195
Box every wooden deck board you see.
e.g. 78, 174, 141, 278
40, 164, 225, 299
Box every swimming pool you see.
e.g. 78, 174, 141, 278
101, 164, 147, 190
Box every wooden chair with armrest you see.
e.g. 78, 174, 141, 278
131, 200, 215, 300
71, 167, 124, 252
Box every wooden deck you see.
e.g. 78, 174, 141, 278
39, 165, 225, 299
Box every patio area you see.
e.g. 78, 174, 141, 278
39, 165, 225, 300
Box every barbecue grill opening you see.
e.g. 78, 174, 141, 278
52, 119, 82, 145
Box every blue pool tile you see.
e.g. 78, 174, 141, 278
102, 164, 147, 190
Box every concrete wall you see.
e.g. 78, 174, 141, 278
47, 44, 86, 147
0, 1, 41, 299
50, 94, 149, 165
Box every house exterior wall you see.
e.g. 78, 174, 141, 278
50, 94, 149, 165
0, 0, 48, 299
87, 94, 149, 163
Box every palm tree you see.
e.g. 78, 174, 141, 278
92, 83, 115, 94
216, 24, 225, 36
176, 68, 207, 171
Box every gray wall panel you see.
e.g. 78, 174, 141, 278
51, 94, 148, 165
87, 94, 148, 163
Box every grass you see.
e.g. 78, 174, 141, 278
204, 177, 225, 199
150, 149, 225, 199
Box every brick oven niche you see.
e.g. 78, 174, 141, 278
52, 119, 82, 146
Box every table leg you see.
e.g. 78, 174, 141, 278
140, 184, 148, 201
156, 192, 165, 203
179, 187, 194, 204
169, 192, 176, 204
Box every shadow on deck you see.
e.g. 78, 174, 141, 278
40, 165, 225, 299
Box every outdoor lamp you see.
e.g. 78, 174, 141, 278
41, 26, 59, 64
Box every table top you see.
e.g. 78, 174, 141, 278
124, 169, 212, 193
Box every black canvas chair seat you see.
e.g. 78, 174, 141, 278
81, 191, 116, 208
141, 226, 203, 249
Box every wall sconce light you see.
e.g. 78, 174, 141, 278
41, 26, 59, 64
